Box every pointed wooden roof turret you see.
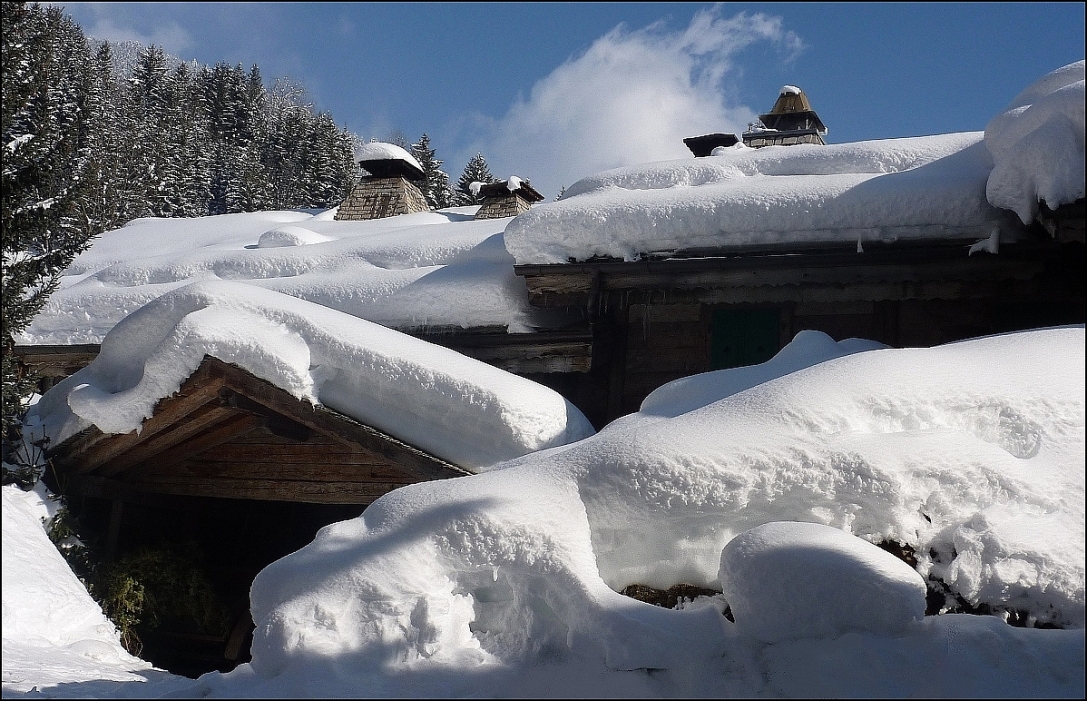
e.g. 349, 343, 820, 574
742, 85, 828, 148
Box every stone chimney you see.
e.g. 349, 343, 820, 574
335, 142, 430, 221
474, 177, 544, 219
683, 133, 739, 157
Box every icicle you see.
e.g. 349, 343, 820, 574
856, 234, 864, 253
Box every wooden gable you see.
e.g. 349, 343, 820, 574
49, 356, 470, 506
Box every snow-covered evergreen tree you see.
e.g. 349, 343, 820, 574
2, 2, 100, 455
452, 152, 494, 206
410, 133, 452, 209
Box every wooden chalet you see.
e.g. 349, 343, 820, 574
48, 355, 469, 508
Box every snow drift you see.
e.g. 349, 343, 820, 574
2, 484, 155, 690
29, 281, 594, 471
170, 326, 1084, 697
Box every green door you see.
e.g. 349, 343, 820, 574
710, 308, 780, 370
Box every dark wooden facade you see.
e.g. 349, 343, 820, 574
514, 226, 1085, 426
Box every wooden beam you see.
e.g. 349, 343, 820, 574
160, 459, 418, 483
126, 474, 408, 504
131, 413, 264, 474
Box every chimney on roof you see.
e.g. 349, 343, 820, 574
741, 85, 828, 148
473, 177, 544, 219
683, 133, 739, 157
335, 142, 430, 221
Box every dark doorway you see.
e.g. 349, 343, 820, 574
710, 308, 781, 370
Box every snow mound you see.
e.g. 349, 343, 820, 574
219, 327, 1082, 693
353, 141, 423, 171
985, 60, 1086, 223
505, 132, 1010, 264
1, 485, 151, 676
638, 330, 888, 419
256, 225, 336, 248
30, 281, 595, 471
719, 521, 927, 643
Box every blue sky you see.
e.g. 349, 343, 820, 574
56, 2, 1085, 199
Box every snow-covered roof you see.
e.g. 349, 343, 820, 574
353, 141, 423, 172
984, 59, 1085, 224
504, 132, 1013, 264
17, 209, 540, 346
505, 61, 1083, 265
29, 281, 595, 471
780, 84, 802, 95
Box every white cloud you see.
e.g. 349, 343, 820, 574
482, 8, 805, 199
51, 3, 194, 55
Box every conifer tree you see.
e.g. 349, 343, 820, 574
453, 152, 494, 206
2, 2, 100, 456
410, 133, 452, 210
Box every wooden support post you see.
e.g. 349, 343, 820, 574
106, 499, 123, 560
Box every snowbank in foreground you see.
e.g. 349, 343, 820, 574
29, 281, 594, 471
985, 60, 1086, 224
1, 484, 160, 693
158, 326, 1083, 698
504, 131, 1014, 264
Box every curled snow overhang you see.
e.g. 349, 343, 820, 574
984, 60, 1085, 225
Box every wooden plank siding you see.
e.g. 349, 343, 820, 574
515, 238, 1085, 423
48, 356, 470, 506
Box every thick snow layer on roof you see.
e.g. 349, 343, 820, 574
156, 326, 1081, 697
352, 141, 423, 171
505, 132, 1015, 264
29, 281, 594, 471
985, 60, 1085, 224
17, 208, 546, 346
